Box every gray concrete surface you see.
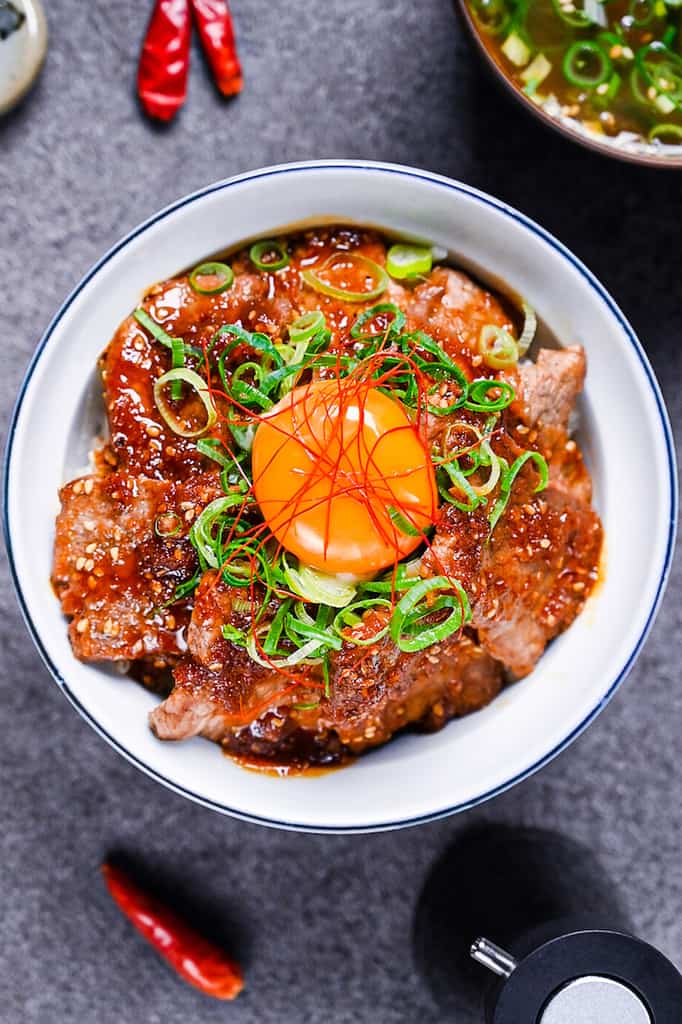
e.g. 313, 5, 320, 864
1, 2, 680, 1021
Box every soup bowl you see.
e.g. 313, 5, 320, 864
457, 0, 682, 168
3, 161, 676, 832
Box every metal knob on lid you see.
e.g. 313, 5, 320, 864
540, 976, 651, 1024
472, 929, 682, 1024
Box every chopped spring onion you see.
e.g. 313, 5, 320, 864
479, 325, 520, 370
649, 122, 682, 142
629, 0, 656, 25
246, 628, 323, 669
386, 244, 433, 280
249, 240, 290, 272
282, 558, 357, 608
302, 253, 389, 303
389, 576, 471, 653
387, 505, 424, 537
439, 459, 484, 512
471, 440, 502, 497
289, 310, 326, 345
551, 0, 592, 26
134, 308, 196, 400
190, 494, 247, 569
488, 451, 550, 534
333, 598, 393, 647
502, 31, 531, 67
464, 378, 516, 412
350, 303, 407, 339
469, 0, 511, 34
154, 511, 183, 538
153, 368, 218, 437
563, 41, 612, 87
518, 302, 537, 356
189, 261, 234, 295
521, 53, 553, 86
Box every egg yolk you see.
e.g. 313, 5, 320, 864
251, 380, 437, 575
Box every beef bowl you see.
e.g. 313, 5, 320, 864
4, 162, 676, 832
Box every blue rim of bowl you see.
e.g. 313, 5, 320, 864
3, 161, 677, 834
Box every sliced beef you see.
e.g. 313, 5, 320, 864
151, 574, 502, 759
406, 267, 513, 367
100, 273, 298, 480
150, 574, 304, 742
52, 469, 222, 661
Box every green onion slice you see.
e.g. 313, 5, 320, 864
389, 576, 471, 653
648, 122, 682, 143
636, 43, 682, 107
302, 253, 389, 303
464, 379, 516, 412
488, 451, 549, 533
282, 558, 357, 608
190, 494, 247, 569
134, 308, 201, 363
388, 505, 424, 537
563, 41, 612, 88
551, 0, 592, 27
154, 511, 183, 538
479, 325, 519, 370
351, 303, 407, 339
250, 240, 290, 272
189, 261, 234, 295
153, 368, 218, 438
386, 244, 433, 280
289, 310, 326, 344
333, 598, 392, 647
518, 302, 537, 356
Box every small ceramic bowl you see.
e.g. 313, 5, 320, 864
0, 0, 47, 117
456, 0, 682, 168
4, 162, 676, 832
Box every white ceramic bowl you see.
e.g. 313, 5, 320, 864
4, 161, 676, 833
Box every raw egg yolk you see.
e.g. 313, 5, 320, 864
251, 380, 437, 575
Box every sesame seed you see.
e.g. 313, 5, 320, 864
103, 618, 113, 635
76, 618, 89, 633
94, 568, 105, 578
573, 581, 586, 592
179, 501, 194, 511
596, 83, 609, 96
73, 481, 83, 495
83, 479, 94, 495
208, 661, 224, 673
85, 542, 97, 554
84, 559, 95, 572
151, 581, 162, 594
84, 520, 97, 532
75, 557, 86, 571
146, 423, 161, 438
110, 547, 120, 561
540, 538, 551, 549
364, 725, 377, 739
165, 614, 176, 630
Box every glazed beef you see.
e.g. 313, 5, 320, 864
150, 575, 503, 758
53, 470, 222, 662
53, 226, 603, 769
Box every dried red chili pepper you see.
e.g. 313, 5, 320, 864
191, 0, 243, 96
138, 0, 192, 121
102, 862, 244, 1000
